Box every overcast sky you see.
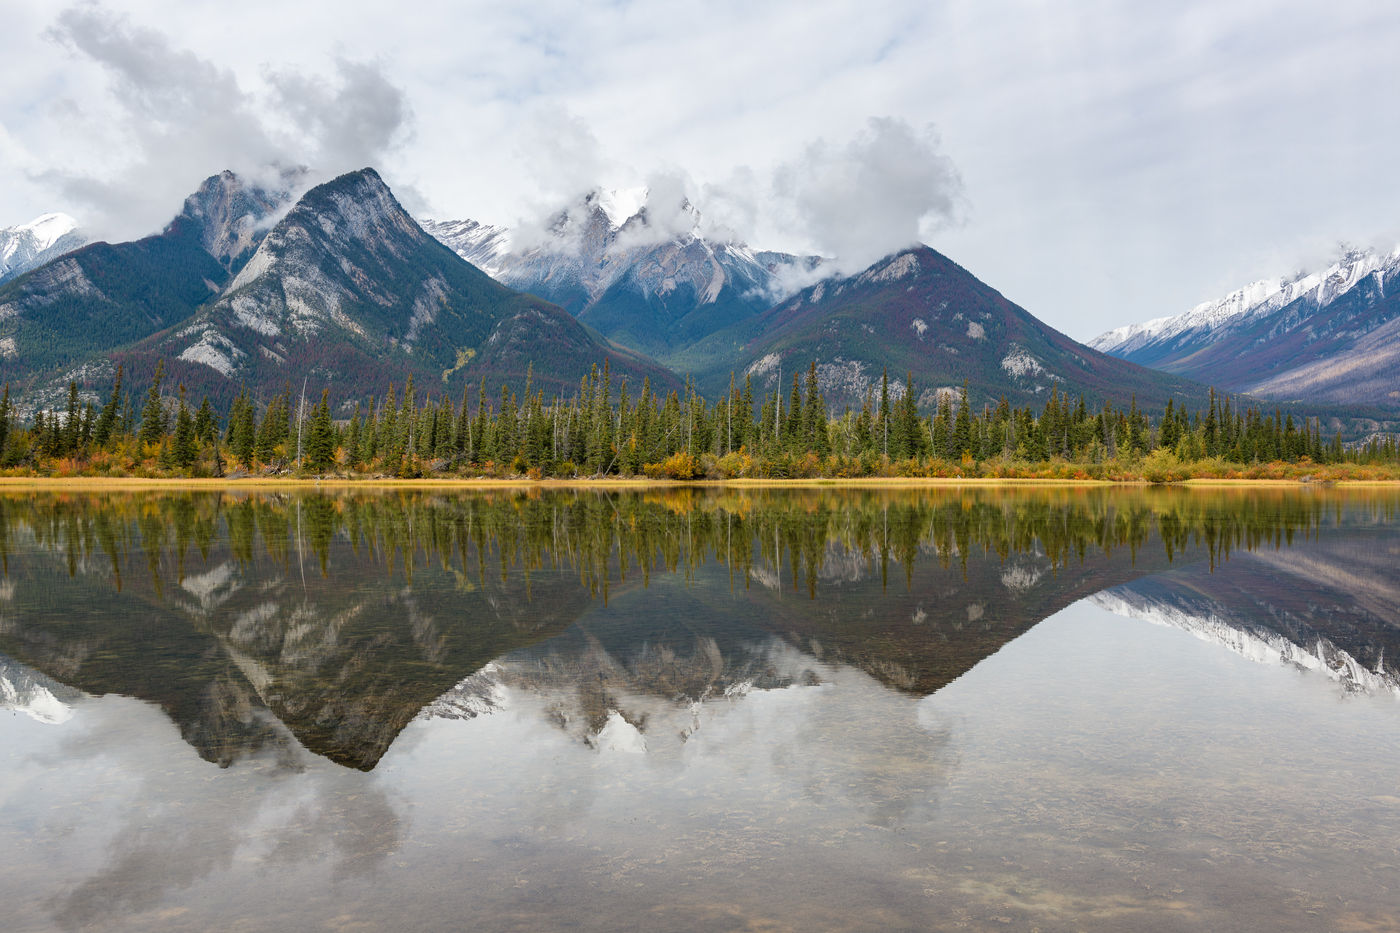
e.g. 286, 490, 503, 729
3, 0, 1398, 341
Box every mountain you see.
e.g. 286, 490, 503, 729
137, 168, 676, 404
1091, 530, 1400, 697
417, 217, 510, 271
0, 213, 85, 285
0, 171, 291, 402
1091, 247, 1400, 410
422, 190, 818, 362
674, 245, 1208, 411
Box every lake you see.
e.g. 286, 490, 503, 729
2, 486, 1399, 932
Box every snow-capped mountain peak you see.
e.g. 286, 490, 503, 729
1091, 245, 1400, 357
418, 189, 818, 359
13, 213, 79, 252
1087, 243, 1400, 408
593, 186, 649, 228
0, 212, 85, 284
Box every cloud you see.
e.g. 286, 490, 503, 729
772, 117, 965, 275
6, 0, 1400, 340
497, 116, 964, 299
506, 106, 613, 250
265, 57, 412, 178
38, 4, 412, 241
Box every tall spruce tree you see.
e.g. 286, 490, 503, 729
93, 365, 123, 448
305, 389, 335, 472
172, 386, 197, 468
137, 361, 167, 448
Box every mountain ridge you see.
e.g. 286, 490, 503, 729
122, 169, 680, 405
0, 170, 293, 403
677, 245, 1209, 411
422, 190, 820, 361
1091, 246, 1400, 410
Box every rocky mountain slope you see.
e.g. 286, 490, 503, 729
0, 213, 85, 285
135, 169, 676, 404
3, 170, 677, 411
1091, 247, 1400, 410
423, 191, 818, 362
0, 171, 291, 400
676, 246, 1208, 411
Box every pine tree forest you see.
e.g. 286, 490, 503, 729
3, 360, 1399, 482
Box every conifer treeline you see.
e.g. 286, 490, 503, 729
2, 359, 1398, 478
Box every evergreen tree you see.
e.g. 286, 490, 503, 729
345, 402, 363, 468
229, 391, 256, 466
93, 365, 123, 448
305, 389, 336, 472
360, 395, 379, 464
877, 369, 891, 458
0, 383, 10, 459
193, 396, 217, 444
255, 393, 289, 463
61, 382, 81, 456
172, 386, 197, 468
803, 362, 828, 455
895, 372, 921, 459
953, 382, 973, 459
932, 392, 951, 458
137, 361, 167, 448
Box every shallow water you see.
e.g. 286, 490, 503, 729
2, 487, 1399, 931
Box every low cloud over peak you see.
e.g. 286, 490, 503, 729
505, 116, 965, 278
39, 4, 412, 242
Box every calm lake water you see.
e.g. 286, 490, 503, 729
2, 486, 1400, 932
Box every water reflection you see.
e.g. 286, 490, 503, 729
17, 694, 405, 932
4, 486, 1400, 932
1, 486, 1395, 772
1095, 526, 1400, 694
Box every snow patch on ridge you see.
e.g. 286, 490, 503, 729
419, 663, 508, 721
15, 213, 78, 252
594, 710, 648, 753
1001, 565, 1043, 591
594, 187, 649, 228
0, 213, 84, 282
1, 656, 83, 725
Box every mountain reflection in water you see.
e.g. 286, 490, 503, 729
2, 486, 1396, 772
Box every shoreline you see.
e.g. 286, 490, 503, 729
0, 476, 1395, 491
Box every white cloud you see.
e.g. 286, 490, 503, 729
771, 117, 964, 275
2, 0, 1400, 340
26, 4, 412, 241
